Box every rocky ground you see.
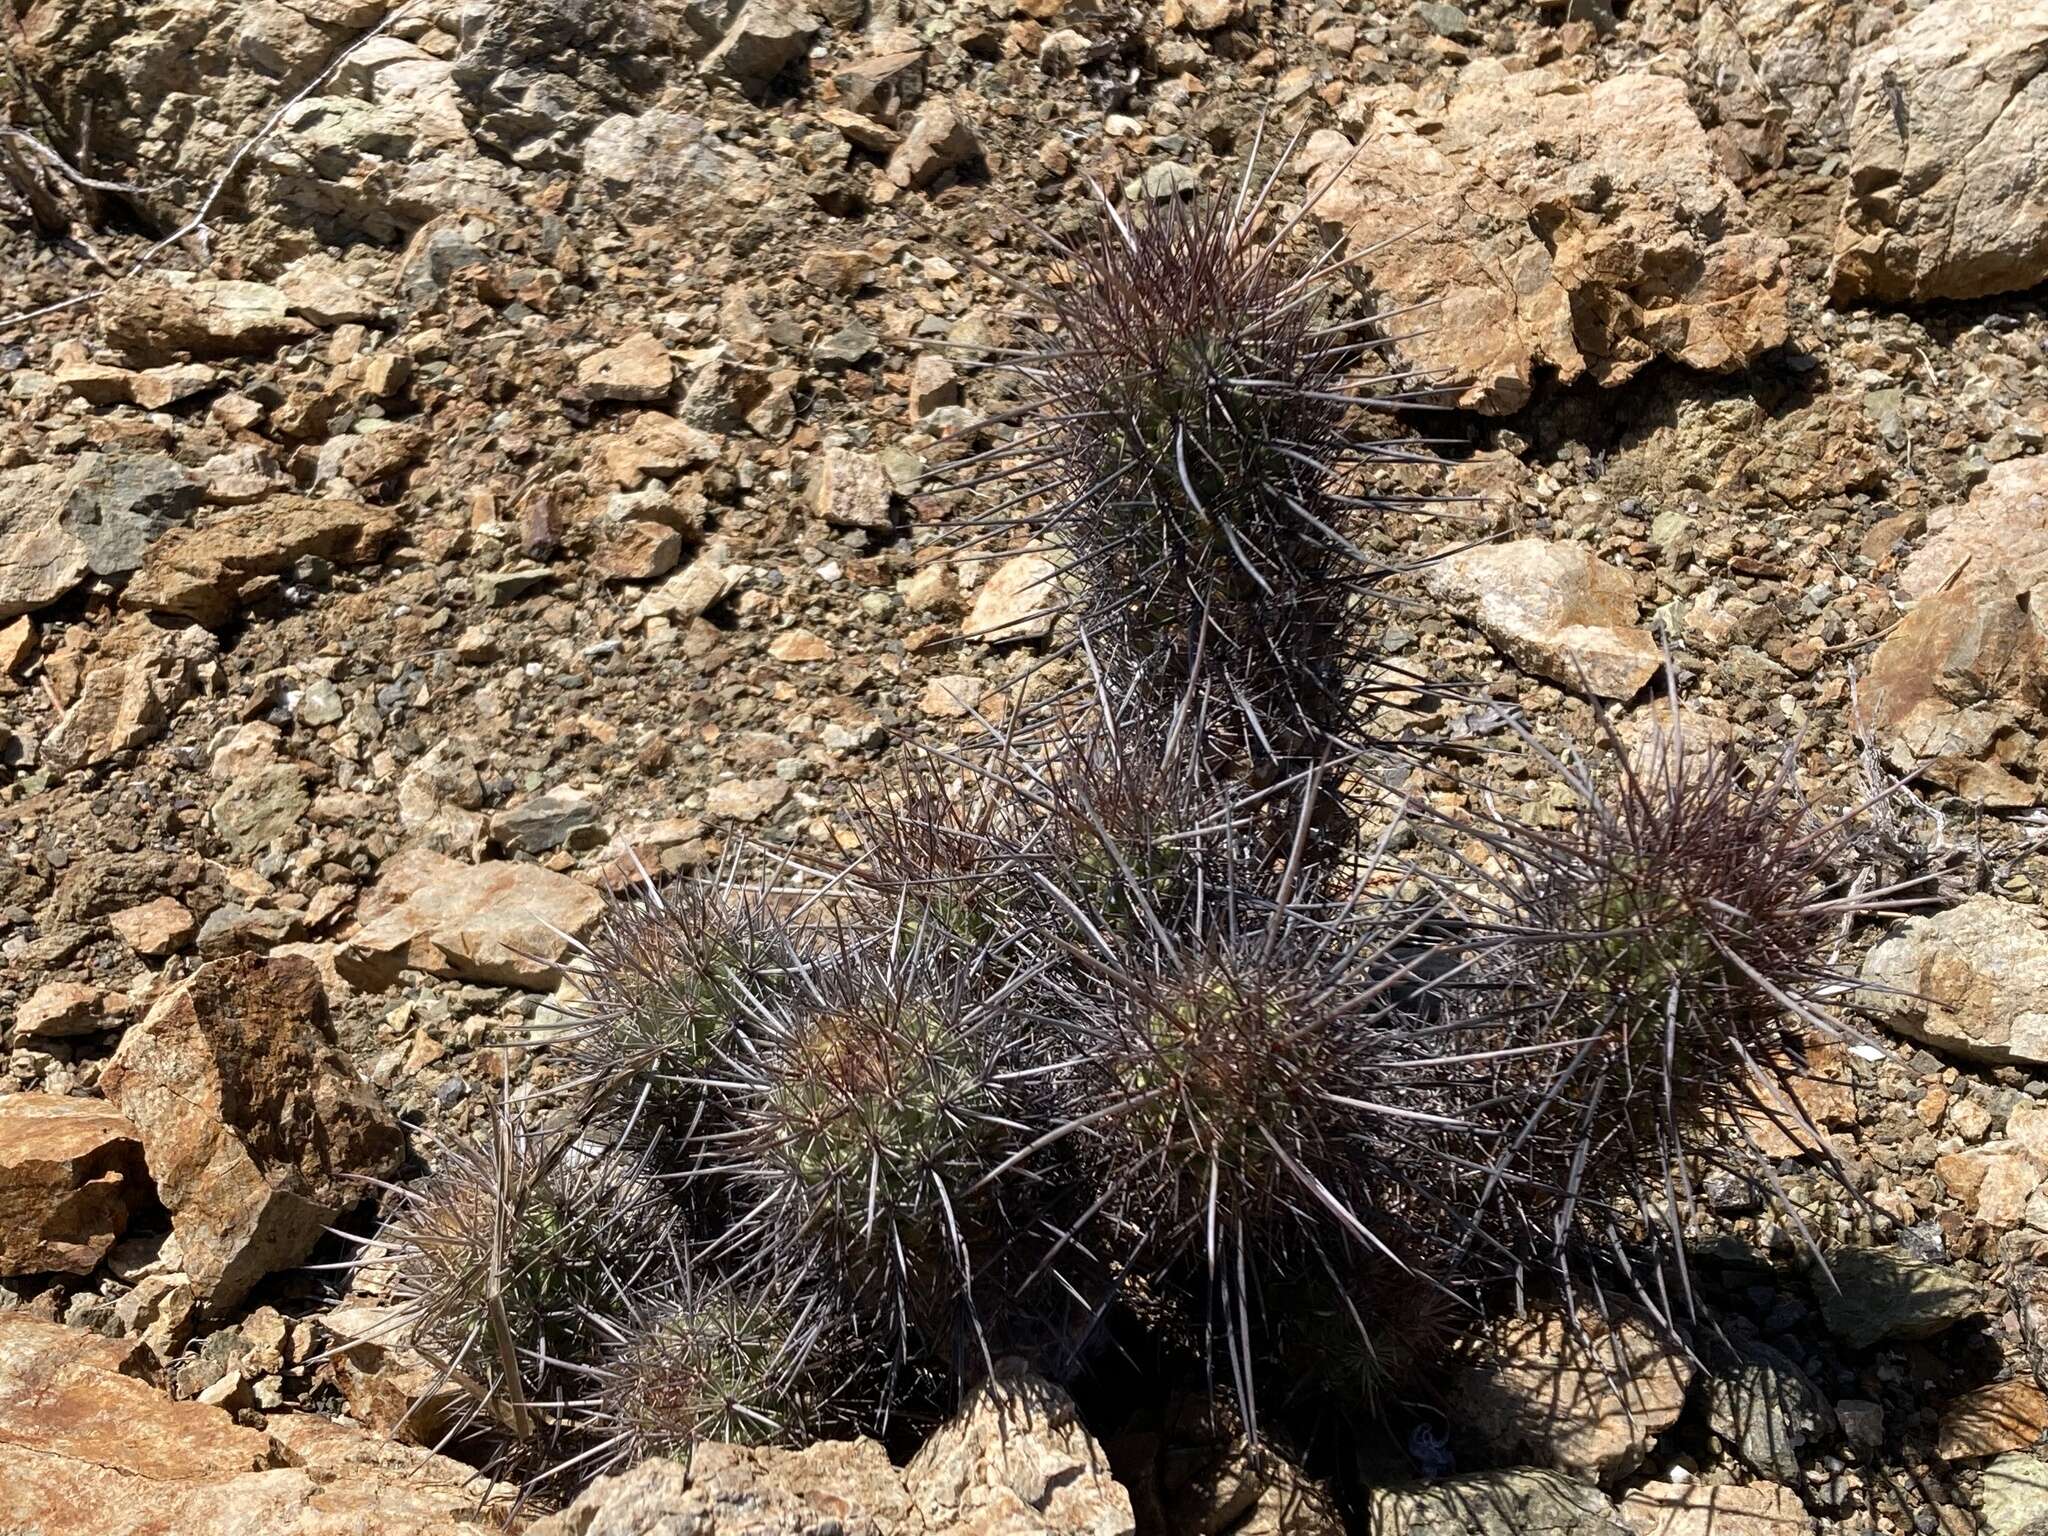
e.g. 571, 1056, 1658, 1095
4, 0, 2048, 1531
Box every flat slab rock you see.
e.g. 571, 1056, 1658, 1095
1816, 1246, 1980, 1350
1425, 539, 1662, 699
337, 846, 607, 990
122, 495, 400, 628
534, 1369, 1134, 1535
1370, 1469, 1630, 1535
0, 1314, 515, 1536
1308, 66, 1789, 415
1448, 1308, 1695, 1485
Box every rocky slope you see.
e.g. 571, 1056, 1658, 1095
4, 0, 2048, 1532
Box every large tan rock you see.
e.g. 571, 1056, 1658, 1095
40, 616, 216, 771
100, 954, 404, 1310
1449, 1309, 1695, 1485
1425, 540, 1662, 699
0, 1314, 514, 1536
99, 276, 315, 363
337, 847, 606, 990
1900, 458, 2048, 601
963, 551, 1061, 643
1309, 69, 1788, 415
0, 463, 90, 621
1830, 0, 2048, 303
1862, 895, 2048, 1066
122, 497, 400, 628
1618, 1481, 1814, 1535
0, 1093, 147, 1276
1865, 575, 2046, 806
533, 1370, 1134, 1535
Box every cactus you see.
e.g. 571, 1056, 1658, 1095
364, 1104, 682, 1443
940, 141, 1450, 781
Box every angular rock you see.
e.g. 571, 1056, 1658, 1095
576, 333, 674, 403
592, 520, 682, 582
210, 763, 311, 859
634, 547, 744, 624
1658, 0, 1874, 173
14, 981, 108, 1040
1425, 540, 1662, 699
58, 453, 202, 578
99, 277, 315, 363
123, 497, 400, 628
396, 740, 487, 857
1309, 69, 1789, 414
888, 99, 982, 188
99, 954, 404, 1310
0, 1314, 513, 1536
0, 463, 90, 621
1862, 896, 2048, 1066
336, 847, 606, 990
1370, 1470, 1630, 1535
1937, 1380, 2048, 1461
1830, 0, 2048, 303
1450, 1309, 1695, 1484
1865, 574, 2047, 805
1981, 1452, 2048, 1535
964, 551, 1061, 642
41, 618, 216, 771
1815, 1246, 1979, 1349
1617, 1481, 1814, 1536
603, 411, 722, 488
702, 0, 820, 91
1901, 458, 2048, 601
812, 444, 895, 530
832, 48, 927, 118
490, 786, 604, 854
704, 776, 791, 822
582, 109, 768, 222
0, 1094, 147, 1276
1706, 1340, 1833, 1484
534, 1369, 1133, 1536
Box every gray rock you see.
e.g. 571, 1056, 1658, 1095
1706, 1339, 1835, 1483
59, 454, 201, 578
1413, 2, 1475, 41
701, 0, 820, 92
451, 0, 670, 168
490, 788, 604, 854
1370, 1470, 1630, 1536
1816, 1247, 1979, 1350
1984, 1453, 2048, 1535
209, 764, 311, 859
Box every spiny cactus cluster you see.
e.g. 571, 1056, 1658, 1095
351, 157, 1902, 1506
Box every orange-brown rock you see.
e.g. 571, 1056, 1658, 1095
0, 1314, 515, 1536
100, 954, 404, 1310
0, 1094, 147, 1276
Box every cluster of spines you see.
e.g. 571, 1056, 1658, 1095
352, 157, 1906, 1507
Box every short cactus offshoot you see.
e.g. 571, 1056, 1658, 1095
346, 149, 1912, 1520
1429, 713, 1913, 1287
